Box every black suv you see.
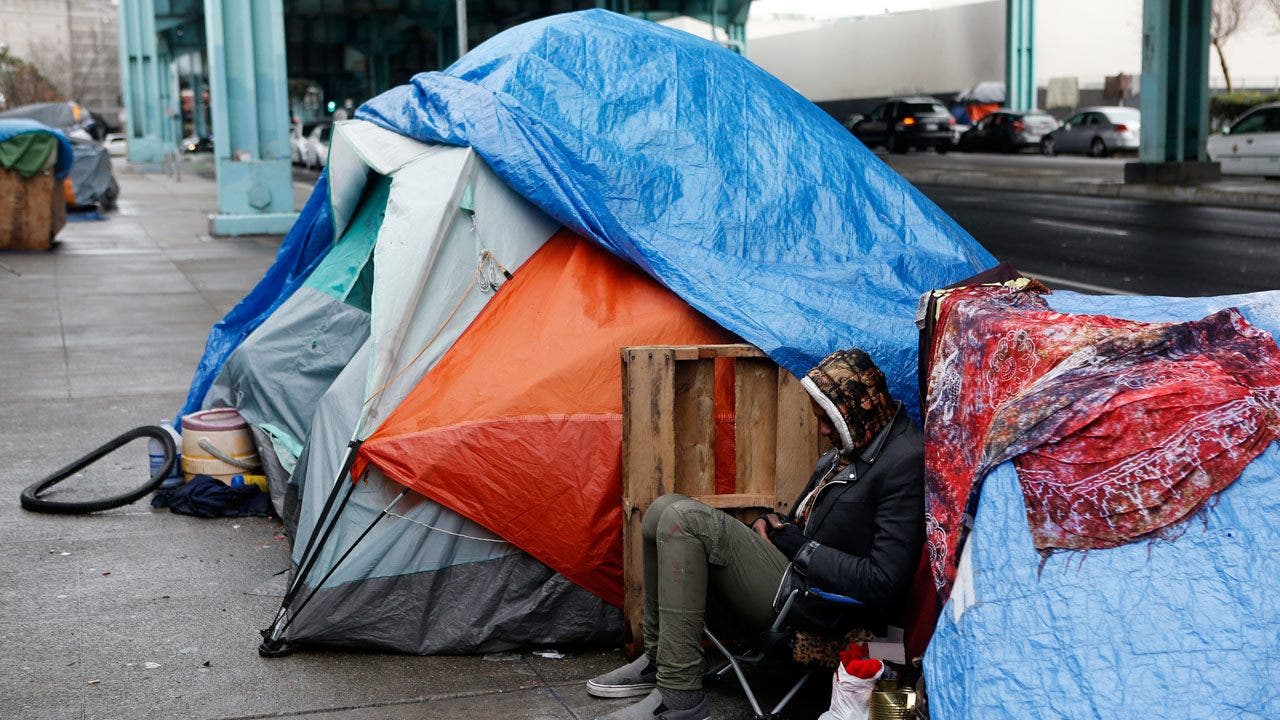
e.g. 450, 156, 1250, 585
846, 96, 954, 154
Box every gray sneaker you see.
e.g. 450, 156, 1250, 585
586, 655, 658, 698
594, 689, 711, 720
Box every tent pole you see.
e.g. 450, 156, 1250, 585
258, 440, 363, 655
259, 476, 358, 655
283, 439, 363, 598
270, 489, 410, 641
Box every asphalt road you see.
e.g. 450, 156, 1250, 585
917, 184, 1280, 296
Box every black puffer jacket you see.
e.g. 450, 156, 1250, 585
780, 407, 925, 633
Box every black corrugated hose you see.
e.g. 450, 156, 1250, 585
20, 426, 175, 514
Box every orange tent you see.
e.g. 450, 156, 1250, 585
355, 229, 737, 605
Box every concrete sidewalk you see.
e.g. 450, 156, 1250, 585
883, 151, 1280, 210
0, 163, 784, 720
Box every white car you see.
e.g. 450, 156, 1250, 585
1207, 102, 1280, 177
302, 122, 331, 169
103, 133, 127, 157
289, 124, 307, 165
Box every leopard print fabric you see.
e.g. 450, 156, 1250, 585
805, 348, 896, 453
790, 628, 875, 667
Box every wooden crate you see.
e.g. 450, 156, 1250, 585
0, 168, 65, 251
620, 344, 823, 645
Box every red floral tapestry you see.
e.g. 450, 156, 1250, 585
922, 284, 1280, 601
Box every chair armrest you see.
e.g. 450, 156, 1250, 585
806, 586, 863, 606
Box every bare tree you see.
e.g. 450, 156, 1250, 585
1211, 0, 1256, 92
0, 48, 66, 108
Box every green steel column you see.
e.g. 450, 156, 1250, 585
158, 39, 181, 147
118, 0, 169, 162
204, 0, 297, 235
1137, 0, 1211, 163
191, 56, 209, 139
728, 0, 750, 53
1005, 0, 1036, 111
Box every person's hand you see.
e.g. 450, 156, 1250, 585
752, 516, 769, 540
768, 522, 808, 560
751, 513, 783, 541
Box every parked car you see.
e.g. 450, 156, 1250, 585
847, 96, 955, 154
1041, 107, 1140, 157
183, 134, 213, 153
302, 122, 331, 169
1206, 102, 1280, 178
957, 109, 1059, 153
290, 123, 313, 165
103, 133, 128, 157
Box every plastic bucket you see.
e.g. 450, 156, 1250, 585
180, 409, 260, 484
148, 420, 184, 488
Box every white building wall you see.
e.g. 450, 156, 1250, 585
745, 0, 1280, 102
746, 3, 1005, 101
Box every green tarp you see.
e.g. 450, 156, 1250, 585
0, 133, 57, 177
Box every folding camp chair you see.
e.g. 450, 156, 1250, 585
703, 586, 868, 720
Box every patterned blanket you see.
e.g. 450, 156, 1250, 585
922, 284, 1280, 601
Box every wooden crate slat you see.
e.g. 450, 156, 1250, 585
733, 358, 779, 496
620, 347, 676, 646
774, 368, 822, 515
673, 358, 715, 497
690, 493, 775, 509
623, 344, 765, 361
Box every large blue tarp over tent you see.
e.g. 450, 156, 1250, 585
184, 9, 992, 419
926, 289, 1280, 720
354, 9, 993, 409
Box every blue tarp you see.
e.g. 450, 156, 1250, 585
183, 10, 993, 418
925, 289, 1280, 720
0, 118, 74, 179
355, 9, 994, 410
179, 175, 335, 418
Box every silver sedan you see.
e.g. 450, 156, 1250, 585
1041, 106, 1141, 157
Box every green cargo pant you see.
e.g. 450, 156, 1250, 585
642, 493, 790, 690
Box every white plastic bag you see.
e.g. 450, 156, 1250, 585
817, 659, 883, 720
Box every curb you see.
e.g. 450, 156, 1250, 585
898, 170, 1280, 212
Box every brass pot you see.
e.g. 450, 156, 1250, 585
868, 678, 916, 720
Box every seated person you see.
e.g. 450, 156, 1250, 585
586, 348, 925, 720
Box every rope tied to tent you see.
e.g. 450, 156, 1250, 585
361, 250, 512, 411
384, 507, 509, 543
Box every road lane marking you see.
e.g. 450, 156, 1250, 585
1030, 218, 1130, 236
1025, 272, 1137, 296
